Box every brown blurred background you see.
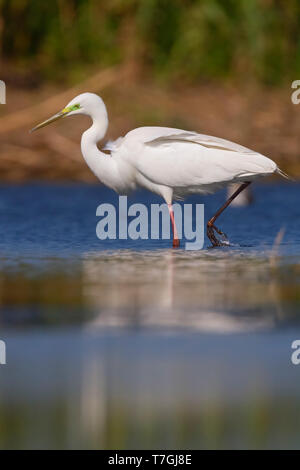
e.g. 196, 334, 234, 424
1, 0, 300, 181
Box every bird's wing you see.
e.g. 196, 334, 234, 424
130, 130, 276, 190
144, 132, 256, 154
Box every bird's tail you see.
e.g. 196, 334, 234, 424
276, 167, 295, 181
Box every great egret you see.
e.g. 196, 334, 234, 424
31, 92, 288, 247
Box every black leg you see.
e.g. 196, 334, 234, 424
207, 182, 252, 247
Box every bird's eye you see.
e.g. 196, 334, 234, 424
70, 103, 80, 111
62, 103, 81, 114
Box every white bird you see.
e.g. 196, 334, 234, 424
31, 92, 289, 247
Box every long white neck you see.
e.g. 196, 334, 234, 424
81, 108, 120, 190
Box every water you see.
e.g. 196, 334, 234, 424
0, 182, 300, 449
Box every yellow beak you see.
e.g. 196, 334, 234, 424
30, 109, 68, 133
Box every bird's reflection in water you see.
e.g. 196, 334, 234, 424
81, 248, 293, 333
0, 249, 299, 449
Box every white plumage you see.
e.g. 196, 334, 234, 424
31, 92, 286, 247
107, 126, 277, 201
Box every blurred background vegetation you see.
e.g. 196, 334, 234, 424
1, 3, 300, 450
1, 0, 300, 84
1, 0, 300, 181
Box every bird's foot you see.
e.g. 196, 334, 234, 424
207, 222, 229, 247
172, 238, 180, 248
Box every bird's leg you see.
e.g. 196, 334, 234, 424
168, 204, 180, 248
207, 182, 251, 247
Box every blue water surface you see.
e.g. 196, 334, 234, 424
0, 181, 298, 259
0, 181, 299, 449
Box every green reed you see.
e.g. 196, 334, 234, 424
1, 0, 300, 84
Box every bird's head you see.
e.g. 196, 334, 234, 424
30, 92, 107, 132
